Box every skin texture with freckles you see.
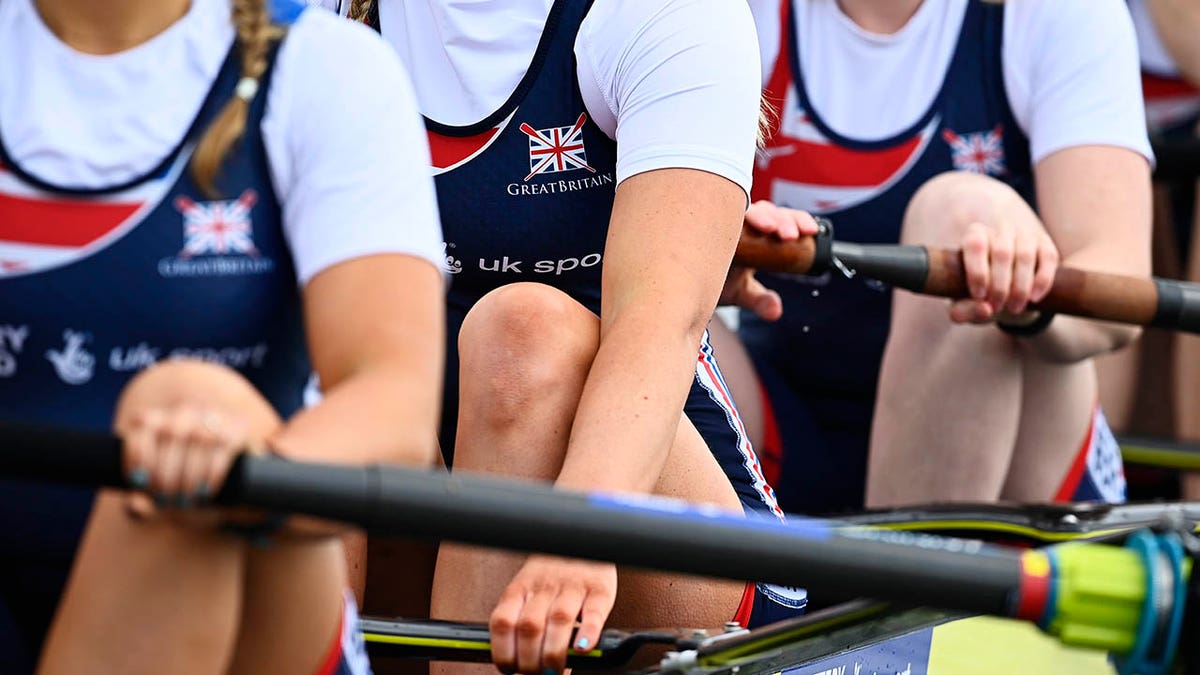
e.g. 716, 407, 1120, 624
431, 168, 755, 675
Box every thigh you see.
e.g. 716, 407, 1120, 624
1003, 359, 1100, 502
230, 539, 353, 675
41, 492, 245, 675
609, 417, 747, 630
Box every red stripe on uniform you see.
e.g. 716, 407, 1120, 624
758, 384, 783, 489
427, 127, 500, 171
314, 604, 345, 675
697, 351, 781, 515
1143, 72, 1200, 100
1052, 409, 1097, 503
0, 193, 140, 246
732, 582, 757, 628
762, 135, 925, 187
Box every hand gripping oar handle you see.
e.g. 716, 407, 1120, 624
732, 219, 835, 278
357, 617, 682, 669
0, 421, 1189, 672
732, 227, 1200, 334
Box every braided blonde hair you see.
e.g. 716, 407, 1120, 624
347, 0, 375, 23
191, 0, 283, 197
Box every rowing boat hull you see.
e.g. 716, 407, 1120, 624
696, 612, 1113, 675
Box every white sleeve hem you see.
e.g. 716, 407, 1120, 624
299, 247, 446, 287
616, 145, 753, 201
1032, 138, 1155, 169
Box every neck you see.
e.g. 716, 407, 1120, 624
835, 0, 924, 34
34, 0, 193, 55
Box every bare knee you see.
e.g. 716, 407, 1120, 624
115, 359, 280, 438
458, 283, 598, 431
901, 171, 1029, 246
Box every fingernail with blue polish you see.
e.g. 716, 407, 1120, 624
195, 482, 211, 502
543, 669, 559, 675
575, 637, 590, 651
153, 494, 171, 508
176, 494, 193, 509
128, 467, 149, 489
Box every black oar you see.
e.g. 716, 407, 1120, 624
0, 421, 1189, 674
733, 224, 1200, 335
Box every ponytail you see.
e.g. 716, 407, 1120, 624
191, 0, 283, 197
347, 0, 375, 23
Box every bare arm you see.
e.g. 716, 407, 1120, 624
1028, 145, 1152, 361
271, 253, 444, 467
554, 169, 745, 493
1144, 0, 1200, 85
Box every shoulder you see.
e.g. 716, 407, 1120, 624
1004, 0, 1134, 41
276, 5, 410, 96
580, 0, 756, 58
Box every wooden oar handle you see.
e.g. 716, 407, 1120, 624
733, 226, 1200, 333
732, 220, 834, 276
923, 248, 1161, 326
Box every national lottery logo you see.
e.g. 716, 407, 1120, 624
158, 189, 274, 277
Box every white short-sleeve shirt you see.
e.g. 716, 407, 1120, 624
0, 0, 444, 284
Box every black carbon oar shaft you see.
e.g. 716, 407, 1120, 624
1, 422, 1022, 617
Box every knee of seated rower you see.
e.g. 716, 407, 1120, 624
114, 358, 281, 439
888, 291, 1018, 357
458, 283, 598, 425
901, 171, 1027, 247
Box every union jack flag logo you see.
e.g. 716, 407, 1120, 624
942, 125, 1006, 176
173, 190, 259, 258
519, 113, 597, 182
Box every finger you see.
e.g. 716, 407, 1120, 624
1030, 236, 1059, 303
515, 589, 556, 674
489, 588, 527, 672
542, 585, 586, 673
572, 588, 616, 657
198, 435, 239, 504
987, 226, 1014, 310
124, 492, 157, 521
738, 275, 783, 321
753, 288, 783, 322
744, 200, 784, 235
787, 209, 821, 239
122, 409, 163, 491
961, 223, 990, 301
949, 299, 994, 324
1006, 231, 1038, 314
151, 408, 199, 504
178, 414, 221, 506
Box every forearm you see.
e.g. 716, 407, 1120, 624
1018, 316, 1140, 364
555, 313, 707, 494
270, 360, 441, 467
1145, 0, 1200, 85
1018, 243, 1143, 362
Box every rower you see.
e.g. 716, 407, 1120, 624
1123, 0, 1200, 499
0, 0, 444, 671
712, 0, 1154, 514
340, 0, 808, 672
